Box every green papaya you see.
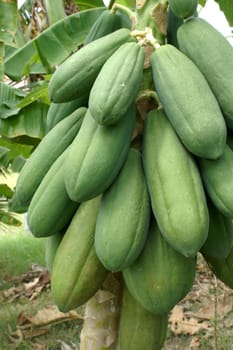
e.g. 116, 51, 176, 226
150, 44, 226, 159
123, 219, 196, 314
142, 109, 209, 257
89, 42, 145, 125
201, 198, 233, 259
84, 9, 122, 45
168, 0, 198, 18
48, 28, 133, 103
15, 107, 86, 207
202, 246, 233, 289
45, 230, 65, 272
119, 287, 168, 350
27, 148, 78, 237
167, 7, 183, 48
51, 196, 108, 312
8, 193, 28, 214
95, 149, 150, 271
64, 105, 135, 202
46, 95, 88, 132
177, 18, 233, 129
199, 145, 233, 218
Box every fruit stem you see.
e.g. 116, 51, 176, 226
131, 27, 160, 49
112, 3, 135, 20
108, 0, 115, 10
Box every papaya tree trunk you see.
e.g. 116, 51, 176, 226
79, 273, 123, 350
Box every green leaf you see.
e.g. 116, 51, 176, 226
0, 184, 13, 198
0, 202, 22, 226
0, 136, 33, 170
4, 8, 105, 81
0, 137, 33, 160
0, 101, 48, 139
76, 0, 105, 11
0, 41, 4, 81
17, 81, 49, 109
0, 0, 18, 45
0, 82, 26, 119
0, 137, 32, 172
214, 0, 233, 26
45, 0, 67, 25
198, 0, 207, 6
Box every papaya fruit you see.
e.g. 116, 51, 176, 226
64, 105, 135, 202
119, 287, 168, 350
45, 230, 65, 272
167, 7, 183, 48
168, 0, 198, 19
48, 28, 134, 103
89, 42, 145, 125
142, 109, 209, 257
202, 246, 233, 289
95, 149, 150, 271
27, 147, 78, 237
199, 144, 233, 218
201, 198, 233, 259
150, 44, 226, 159
84, 9, 122, 45
15, 107, 86, 207
51, 196, 108, 312
46, 95, 88, 132
123, 219, 196, 314
177, 18, 233, 129
8, 193, 29, 214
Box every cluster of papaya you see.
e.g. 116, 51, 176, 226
10, 0, 233, 348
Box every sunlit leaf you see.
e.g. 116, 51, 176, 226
198, 0, 207, 6
4, 8, 105, 81
215, 0, 233, 26
0, 184, 13, 198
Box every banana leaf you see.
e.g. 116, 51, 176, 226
0, 137, 33, 163
215, 0, 233, 26
0, 82, 26, 119
0, 0, 18, 46
4, 7, 105, 81
45, 0, 67, 25
76, 0, 105, 10
0, 42, 4, 81
17, 81, 49, 109
0, 101, 48, 140
0, 200, 22, 226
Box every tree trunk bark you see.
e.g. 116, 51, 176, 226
79, 273, 123, 350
